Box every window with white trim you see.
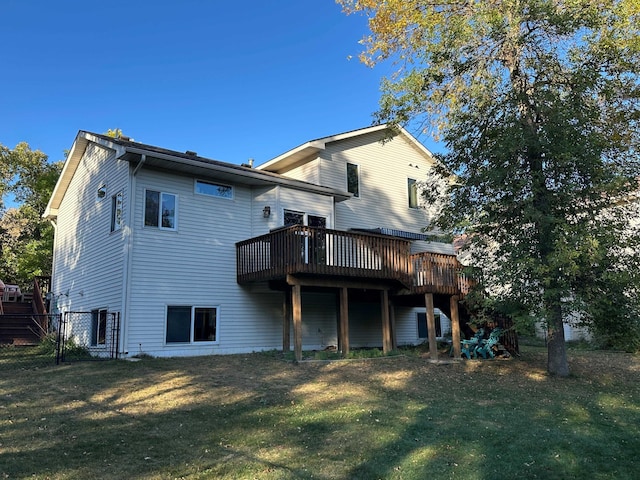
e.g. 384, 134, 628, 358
408, 178, 419, 208
166, 306, 218, 343
111, 191, 123, 232
346, 163, 360, 197
144, 190, 177, 230
195, 180, 233, 199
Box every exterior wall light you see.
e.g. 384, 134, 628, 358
263, 206, 271, 218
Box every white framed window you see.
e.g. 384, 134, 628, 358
408, 178, 419, 208
166, 305, 219, 344
110, 191, 123, 232
195, 180, 233, 199
408, 178, 429, 209
91, 308, 108, 346
346, 163, 360, 198
144, 190, 177, 230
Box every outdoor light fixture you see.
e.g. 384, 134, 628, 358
97, 184, 107, 199
263, 206, 271, 218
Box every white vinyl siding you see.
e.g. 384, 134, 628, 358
324, 132, 438, 233
51, 143, 128, 315
126, 169, 338, 356
279, 130, 453, 254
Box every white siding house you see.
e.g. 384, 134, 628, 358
45, 127, 468, 360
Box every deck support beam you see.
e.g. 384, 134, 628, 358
425, 293, 438, 361
292, 284, 302, 362
450, 295, 461, 359
338, 287, 350, 356
381, 289, 393, 354
282, 290, 291, 352
389, 300, 397, 351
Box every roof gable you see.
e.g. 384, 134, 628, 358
256, 125, 435, 173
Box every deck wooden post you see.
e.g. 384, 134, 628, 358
292, 284, 302, 362
381, 289, 392, 354
389, 300, 397, 351
283, 290, 291, 352
339, 287, 350, 356
425, 293, 438, 361
450, 295, 461, 359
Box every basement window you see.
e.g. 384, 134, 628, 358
166, 306, 218, 344
417, 311, 442, 339
91, 308, 107, 346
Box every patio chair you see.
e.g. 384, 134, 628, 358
460, 328, 485, 359
474, 327, 503, 359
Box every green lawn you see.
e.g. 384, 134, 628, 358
1, 346, 638, 479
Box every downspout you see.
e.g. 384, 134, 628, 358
120, 154, 146, 356
48, 218, 58, 310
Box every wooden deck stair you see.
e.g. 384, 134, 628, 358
0, 301, 41, 346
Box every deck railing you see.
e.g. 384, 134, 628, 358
237, 226, 413, 286
237, 226, 474, 295
410, 252, 474, 296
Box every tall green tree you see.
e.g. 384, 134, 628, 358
0, 143, 62, 288
340, 0, 640, 375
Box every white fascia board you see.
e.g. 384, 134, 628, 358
256, 140, 326, 172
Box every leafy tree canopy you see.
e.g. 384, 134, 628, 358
0, 143, 62, 288
340, 0, 640, 374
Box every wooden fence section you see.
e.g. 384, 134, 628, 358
237, 226, 413, 287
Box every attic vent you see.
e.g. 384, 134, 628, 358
185, 150, 197, 156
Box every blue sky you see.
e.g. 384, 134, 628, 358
1, 0, 442, 168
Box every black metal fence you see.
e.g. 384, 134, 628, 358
57, 311, 120, 363
0, 311, 123, 369
0, 314, 61, 370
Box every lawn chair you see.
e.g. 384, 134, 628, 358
474, 327, 503, 359
460, 328, 485, 359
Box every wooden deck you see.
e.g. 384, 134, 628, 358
236, 226, 473, 296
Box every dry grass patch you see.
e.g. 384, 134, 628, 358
1, 346, 639, 479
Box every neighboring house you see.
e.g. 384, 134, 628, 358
44, 125, 469, 360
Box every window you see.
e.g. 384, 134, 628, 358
111, 191, 123, 232
346, 163, 360, 197
91, 308, 108, 346
145, 190, 176, 230
417, 312, 442, 339
408, 178, 419, 208
195, 180, 233, 199
284, 210, 305, 226
166, 306, 218, 343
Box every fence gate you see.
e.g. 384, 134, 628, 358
57, 311, 120, 364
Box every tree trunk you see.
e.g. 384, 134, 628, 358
546, 301, 569, 376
